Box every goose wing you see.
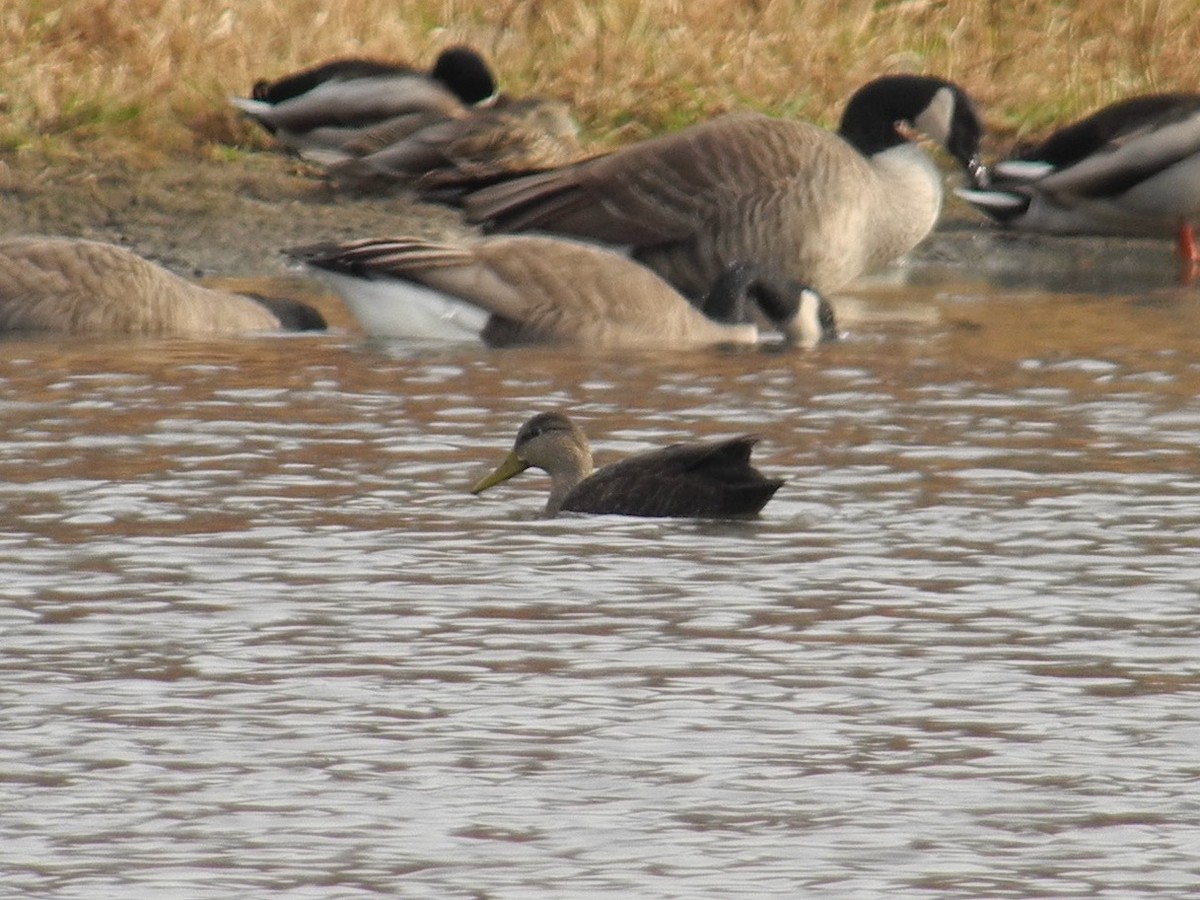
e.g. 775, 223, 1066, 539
0, 238, 283, 334
463, 112, 805, 244
289, 235, 717, 345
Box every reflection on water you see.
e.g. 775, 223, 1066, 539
3, 253, 1200, 898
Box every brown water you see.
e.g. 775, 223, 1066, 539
3, 244, 1200, 898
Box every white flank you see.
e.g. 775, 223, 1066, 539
313, 270, 489, 341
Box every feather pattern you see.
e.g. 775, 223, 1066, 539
458, 76, 981, 296
958, 93, 1200, 237
0, 237, 324, 335
316, 96, 582, 193
231, 46, 496, 156
287, 234, 835, 348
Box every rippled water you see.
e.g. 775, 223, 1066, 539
3, 245, 1200, 898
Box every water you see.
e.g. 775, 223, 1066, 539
2, 242, 1200, 898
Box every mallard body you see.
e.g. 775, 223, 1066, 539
231, 46, 496, 155
957, 93, 1200, 238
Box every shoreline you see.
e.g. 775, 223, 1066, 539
1, 153, 1182, 312
0, 155, 473, 281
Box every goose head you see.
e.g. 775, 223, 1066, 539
839, 75, 984, 184
703, 262, 838, 346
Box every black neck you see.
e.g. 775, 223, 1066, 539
700, 262, 802, 326
251, 296, 328, 331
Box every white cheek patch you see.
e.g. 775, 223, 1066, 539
913, 86, 955, 145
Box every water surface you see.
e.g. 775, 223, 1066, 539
2, 243, 1200, 898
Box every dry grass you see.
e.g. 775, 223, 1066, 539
1, 0, 1196, 168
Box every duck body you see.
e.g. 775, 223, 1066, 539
455, 75, 982, 296
314, 95, 582, 193
0, 237, 325, 336
231, 46, 496, 155
957, 93, 1200, 237
287, 234, 835, 348
472, 412, 783, 518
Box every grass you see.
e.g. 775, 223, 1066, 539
1, 0, 1196, 169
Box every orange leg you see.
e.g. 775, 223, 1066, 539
1177, 220, 1198, 261
1177, 220, 1198, 285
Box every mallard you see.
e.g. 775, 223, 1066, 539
0, 237, 326, 335
471, 412, 783, 518
286, 234, 836, 347
449, 75, 983, 296
230, 46, 497, 155
311, 95, 582, 193
956, 93, 1200, 264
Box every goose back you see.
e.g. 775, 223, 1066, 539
288, 234, 770, 348
0, 237, 313, 335
462, 106, 952, 296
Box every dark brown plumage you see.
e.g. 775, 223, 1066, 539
471, 413, 783, 518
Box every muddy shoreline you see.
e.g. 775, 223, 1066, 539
0, 153, 1182, 307
0, 155, 474, 280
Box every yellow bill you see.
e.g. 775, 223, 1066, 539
471, 450, 531, 494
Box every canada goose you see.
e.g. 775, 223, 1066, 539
311, 96, 582, 193
231, 46, 497, 155
0, 237, 326, 335
453, 75, 982, 297
286, 234, 836, 348
955, 93, 1200, 263
471, 412, 783, 517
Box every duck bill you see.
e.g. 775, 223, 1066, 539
471, 451, 531, 494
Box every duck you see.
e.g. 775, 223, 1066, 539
471, 412, 783, 518
450, 74, 983, 297
955, 93, 1200, 265
285, 234, 836, 348
0, 236, 326, 336
230, 45, 497, 155
311, 95, 583, 194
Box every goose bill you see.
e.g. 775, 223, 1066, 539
471, 451, 531, 494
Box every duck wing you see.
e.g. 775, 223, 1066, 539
563, 435, 783, 517
1020, 94, 1200, 169
1025, 106, 1200, 199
